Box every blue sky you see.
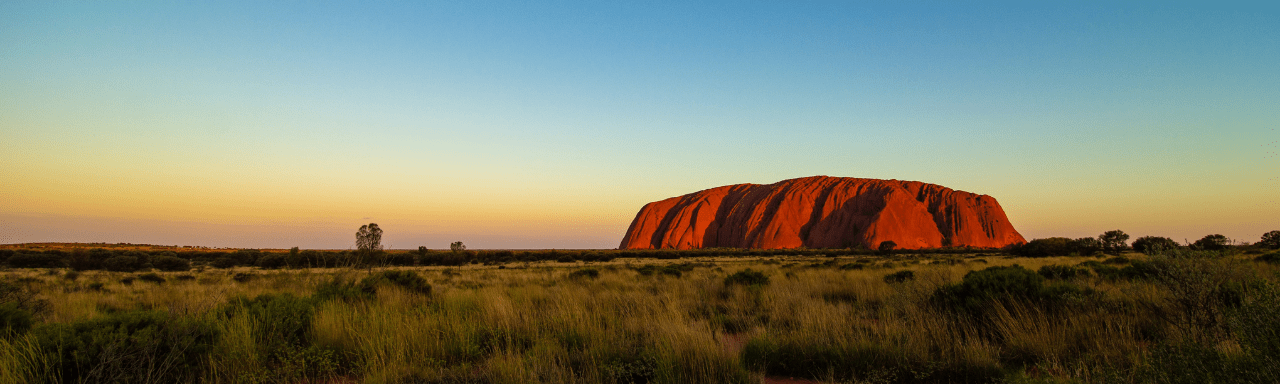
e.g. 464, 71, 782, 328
2, 1, 1277, 248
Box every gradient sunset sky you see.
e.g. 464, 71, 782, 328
2, 2, 1277, 249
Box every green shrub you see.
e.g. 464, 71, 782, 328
102, 256, 140, 272
1103, 256, 1131, 264
1133, 236, 1180, 254
0, 302, 33, 338
120, 277, 135, 285
1256, 252, 1280, 264
138, 272, 166, 283
933, 265, 1093, 313
232, 273, 254, 283
567, 269, 600, 279
882, 270, 915, 284
223, 294, 314, 353
152, 255, 191, 271
175, 274, 196, 281
660, 264, 684, 277
1037, 264, 1090, 280
255, 254, 287, 269
211, 257, 237, 269
359, 270, 431, 295
313, 278, 375, 302
63, 271, 79, 281
32, 310, 219, 383
724, 269, 769, 287
5, 253, 66, 268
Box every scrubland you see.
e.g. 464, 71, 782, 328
1, 249, 1279, 384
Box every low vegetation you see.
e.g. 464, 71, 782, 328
0, 234, 1277, 383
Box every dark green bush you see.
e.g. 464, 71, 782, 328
1193, 234, 1230, 251
32, 310, 219, 383
933, 265, 1093, 313
63, 271, 80, 281
256, 254, 287, 269
223, 294, 314, 352
175, 274, 196, 281
882, 270, 915, 284
567, 269, 600, 279
0, 302, 33, 338
313, 278, 375, 302
1037, 265, 1090, 280
1256, 252, 1280, 264
359, 270, 431, 295
1133, 236, 1180, 255
120, 277, 135, 285
1103, 256, 1131, 264
211, 257, 238, 269
6, 253, 66, 268
138, 273, 166, 283
102, 256, 140, 272
724, 269, 769, 287
152, 255, 191, 272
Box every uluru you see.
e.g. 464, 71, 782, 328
619, 176, 1026, 250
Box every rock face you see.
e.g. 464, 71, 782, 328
619, 176, 1026, 250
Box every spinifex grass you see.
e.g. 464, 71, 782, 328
0, 252, 1275, 383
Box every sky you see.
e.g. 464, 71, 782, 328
2, 1, 1277, 249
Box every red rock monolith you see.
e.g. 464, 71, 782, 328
619, 176, 1026, 250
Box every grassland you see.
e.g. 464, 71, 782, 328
1, 249, 1278, 383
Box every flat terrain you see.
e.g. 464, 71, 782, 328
1, 249, 1278, 383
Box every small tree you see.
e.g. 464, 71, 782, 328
1098, 230, 1130, 255
450, 241, 466, 252
1260, 230, 1280, 250
878, 241, 897, 255
355, 223, 384, 268
1133, 236, 1180, 255
1193, 234, 1229, 251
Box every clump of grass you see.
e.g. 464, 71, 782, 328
232, 272, 254, 283
360, 270, 431, 295
138, 272, 166, 283
567, 268, 600, 279
724, 269, 769, 287
882, 270, 915, 283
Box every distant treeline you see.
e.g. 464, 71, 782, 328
0, 246, 1004, 270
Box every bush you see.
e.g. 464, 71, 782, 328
120, 277, 135, 285
32, 310, 219, 382
102, 256, 140, 272
63, 270, 80, 281
1038, 265, 1089, 280
360, 270, 431, 295
223, 294, 314, 353
1257, 252, 1280, 264
567, 269, 600, 279
232, 272, 254, 283
313, 278, 375, 302
882, 270, 915, 284
724, 269, 769, 287
1261, 230, 1280, 250
1133, 236, 1180, 255
152, 256, 190, 272
741, 335, 1002, 383
137, 273, 166, 283
1193, 234, 1230, 251
256, 254, 287, 269
210, 257, 238, 269
933, 265, 1092, 313
6, 253, 66, 268
0, 302, 33, 338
